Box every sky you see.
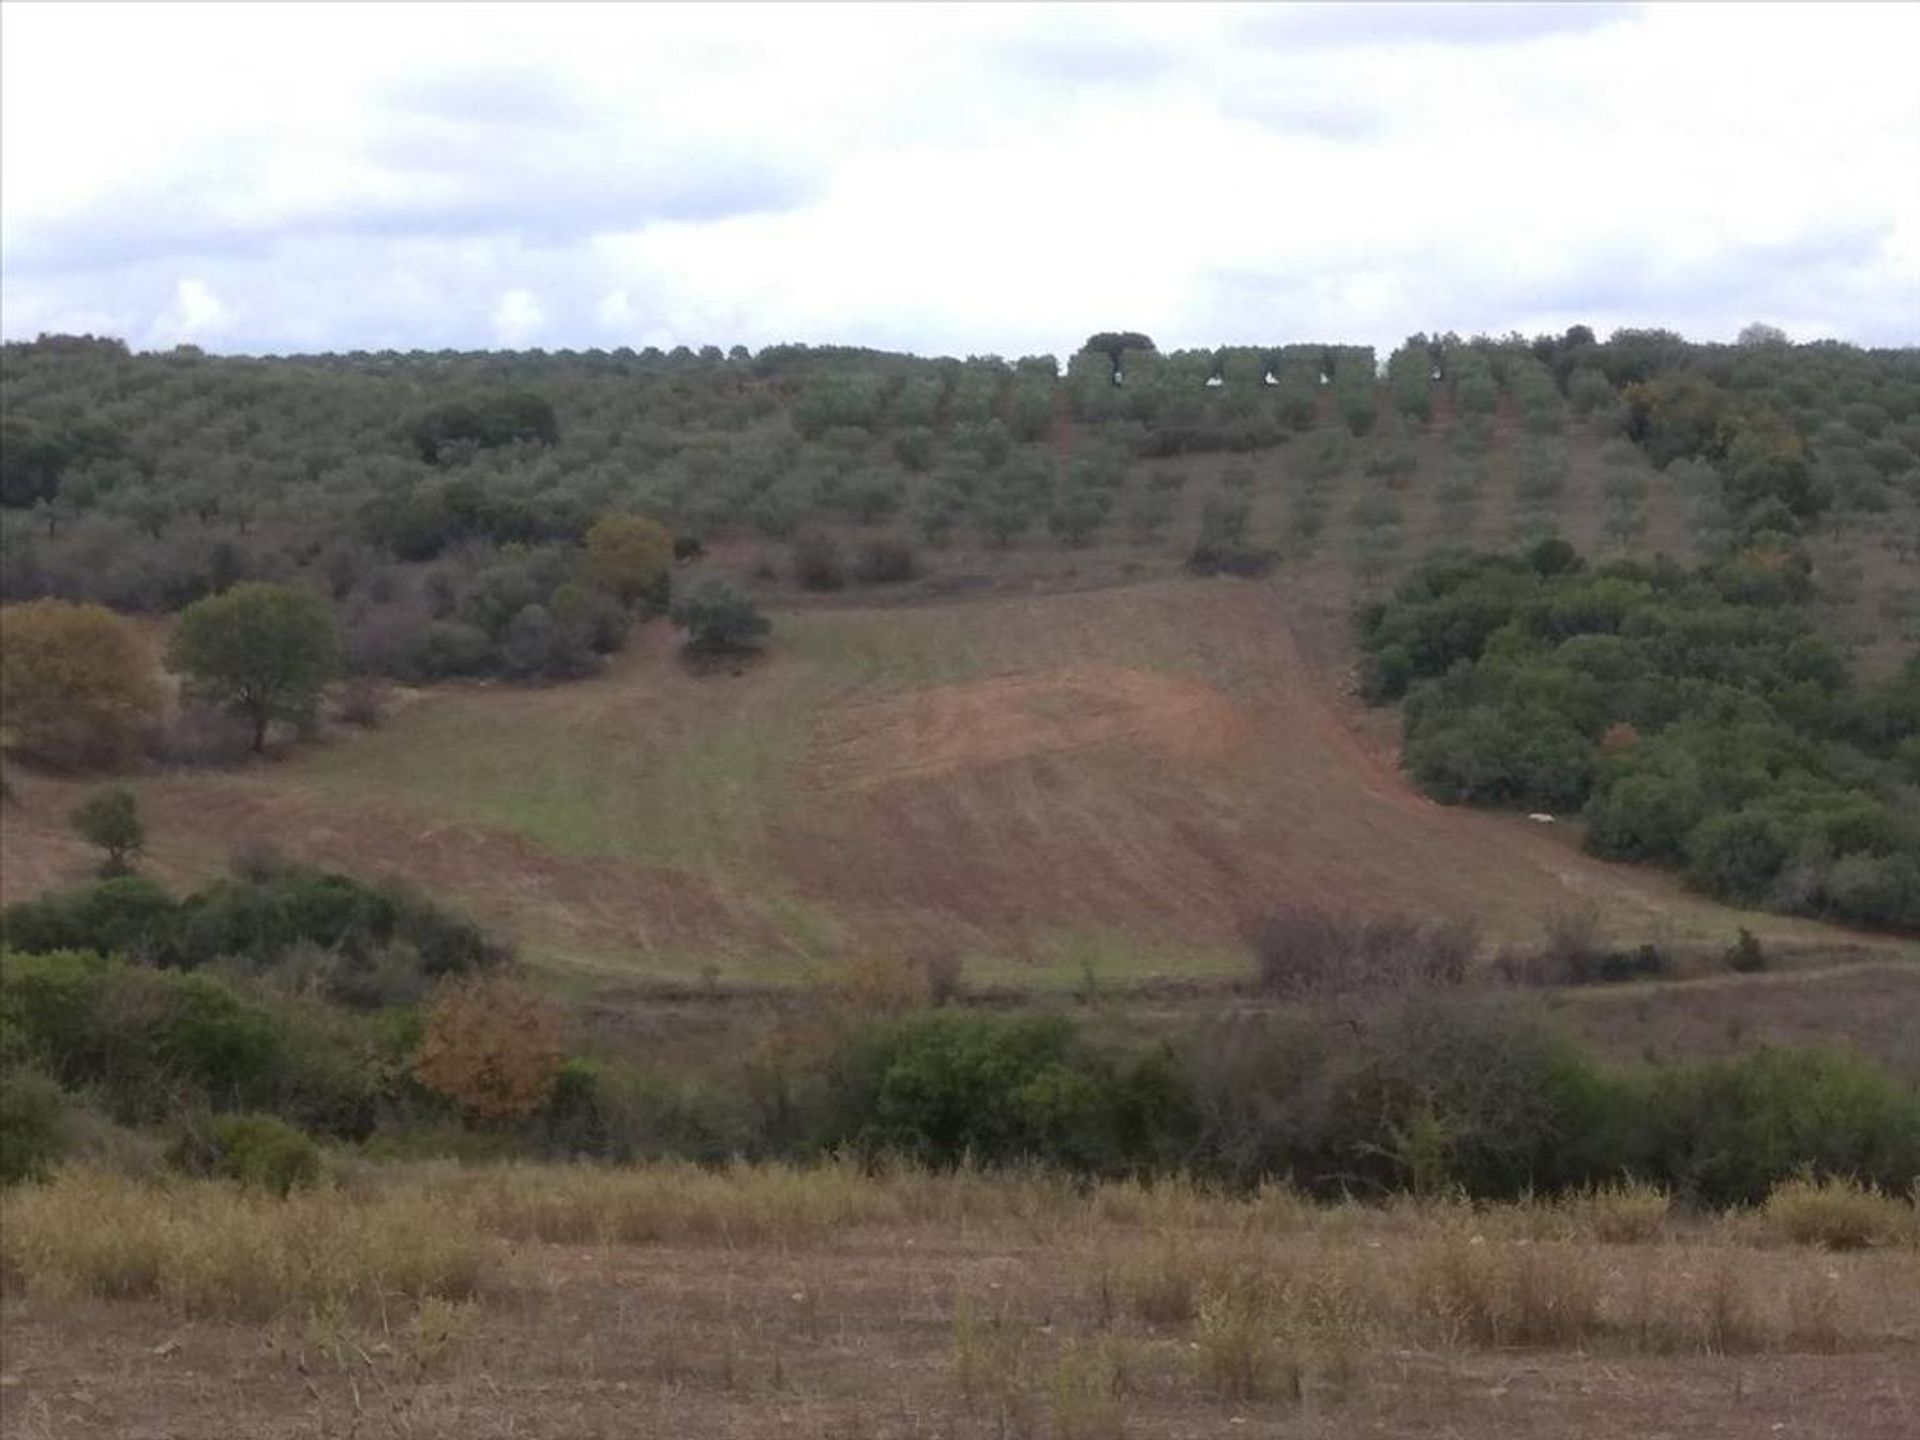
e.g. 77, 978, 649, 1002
3, 1, 1917, 360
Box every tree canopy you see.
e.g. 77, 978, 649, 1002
0, 599, 161, 767
167, 583, 340, 751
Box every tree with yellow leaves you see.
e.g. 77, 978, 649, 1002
582, 512, 674, 608
0, 600, 162, 768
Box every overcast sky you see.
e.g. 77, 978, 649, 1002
3, 1, 1917, 360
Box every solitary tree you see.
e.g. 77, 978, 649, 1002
0, 599, 162, 768
71, 786, 144, 876
167, 583, 340, 752
583, 512, 674, 607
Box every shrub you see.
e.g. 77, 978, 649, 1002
1644, 1047, 1920, 1206
0, 1066, 71, 1183
1, 862, 500, 1001
1761, 1175, 1916, 1250
407, 620, 492, 679
821, 1013, 1168, 1174
70, 786, 145, 876
1194, 1280, 1289, 1401
1328, 1000, 1617, 1198
671, 579, 771, 655
147, 699, 258, 767
791, 527, 847, 591
335, 674, 385, 727
207, 1113, 324, 1194
0, 599, 162, 767
1, 879, 178, 962
1198, 492, 1251, 546
1048, 487, 1110, 547
1185, 540, 1277, 578
854, 536, 918, 584
413, 976, 567, 1122
1249, 906, 1474, 995
0, 950, 382, 1136
582, 512, 673, 607
1558, 1180, 1671, 1242
1725, 928, 1767, 973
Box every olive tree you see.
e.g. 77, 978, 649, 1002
168, 582, 340, 752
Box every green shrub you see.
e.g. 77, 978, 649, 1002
671, 579, 771, 655
208, 1113, 323, 1194
1358, 546, 1915, 935
0, 877, 178, 963
822, 1013, 1172, 1174
0, 1066, 70, 1183
1643, 1048, 1920, 1207
1, 861, 500, 1007
1725, 928, 1766, 973
0, 950, 381, 1137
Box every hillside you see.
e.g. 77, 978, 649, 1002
1, 577, 1903, 992
4, 329, 1918, 979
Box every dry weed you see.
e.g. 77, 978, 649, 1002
1, 1167, 494, 1320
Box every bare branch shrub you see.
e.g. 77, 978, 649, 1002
1249, 905, 1478, 996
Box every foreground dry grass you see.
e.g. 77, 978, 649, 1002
4, 1163, 1917, 1438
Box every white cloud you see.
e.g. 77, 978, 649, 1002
596, 289, 636, 333
3, 2, 1915, 357
148, 277, 233, 347
489, 288, 546, 346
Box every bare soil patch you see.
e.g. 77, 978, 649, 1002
808, 664, 1251, 791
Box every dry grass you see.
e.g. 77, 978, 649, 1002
1555, 1180, 1674, 1242
1762, 1176, 1919, 1251
0, 1166, 497, 1320
7, 1160, 1920, 1437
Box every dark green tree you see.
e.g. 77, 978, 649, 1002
167, 583, 340, 752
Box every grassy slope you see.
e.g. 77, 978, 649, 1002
4, 408, 1912, 988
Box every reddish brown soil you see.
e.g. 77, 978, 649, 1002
808, 664, 1252, 792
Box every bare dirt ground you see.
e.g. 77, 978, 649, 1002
5, 1214, 1917, 1440
807, 664, 1252, 791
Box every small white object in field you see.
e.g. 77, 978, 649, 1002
1527, 812, 1555, 823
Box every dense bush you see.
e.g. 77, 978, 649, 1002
0, 860, 502, 1006
0, 950, 383, 1136
0, 1066, 70, 1183
804, 1004, 1920, 1204
819, 1013, 1186, 1174
0, 599, 162, 768
1360, 547, 1918, 931
206, 1112, 324, 1194
791, 527, 847, 591
408, 392, 559, 463
854, 535, 918, 584
671, 579, 771, 655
